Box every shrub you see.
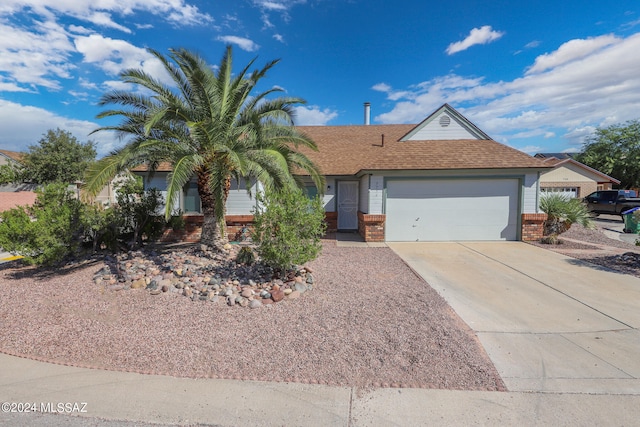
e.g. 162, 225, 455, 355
252, 188, 326, 271
168, 210, 186, 231
235, 246, 255, 265
0, 183, 87, 265
540, 193, 594, 241
112, 185, 165, 249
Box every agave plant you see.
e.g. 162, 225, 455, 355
540, 192, 594, 240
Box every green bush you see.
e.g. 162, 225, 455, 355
0, 181, 169, 265
252, 188, 326, 271
540, 193, 594, 240
0, 183, 86, 265
112, 185, 165, 249
235, 246, 255, 265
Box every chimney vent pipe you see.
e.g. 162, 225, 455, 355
364, 102, 371, 125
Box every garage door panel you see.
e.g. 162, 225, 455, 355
386, 179, 519, 241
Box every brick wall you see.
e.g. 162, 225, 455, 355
521, 213, 547, 241
358, 211, 386, 242
160, 212, 339, 243
324, 211, 338, 232
160, 215, 254, 243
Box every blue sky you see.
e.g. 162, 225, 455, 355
1, 0, 640, 157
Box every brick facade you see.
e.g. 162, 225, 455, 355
357, 211, 386, 242
160, 215, 254, 243
521, 213, 548, 241
159, 211, 340, 243
324, 211, 338, 233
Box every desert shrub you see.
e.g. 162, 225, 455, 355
540, 193, 594, 242
235, 246, 255, 265
0, 183, 87, 265
252, 188, 326, 271
81, 204, 118, 251
112, 186, 165, 249
167, 210, 186, 231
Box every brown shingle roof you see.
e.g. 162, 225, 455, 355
130, 123, 550, 176
296, 124, 550, 176
0, 149, 25, 163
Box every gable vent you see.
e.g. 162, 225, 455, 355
439, 115, 451, 127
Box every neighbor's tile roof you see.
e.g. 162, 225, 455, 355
0, 149, 25, 163
296, 124, 550, 176
0, 191, 37, 212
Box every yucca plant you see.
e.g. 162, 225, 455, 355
540, 193, 594, 242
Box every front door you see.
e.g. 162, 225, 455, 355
338, 181, 358, 230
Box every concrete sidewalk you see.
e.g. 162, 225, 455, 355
2, 352, 640, 426
389, 242, 640, 395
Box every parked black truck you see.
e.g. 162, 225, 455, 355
584, 190, 640, 216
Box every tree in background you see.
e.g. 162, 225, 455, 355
576, 120, 640, 189
17, 128, 96, 184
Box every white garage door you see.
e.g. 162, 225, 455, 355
385, 179, 520, 241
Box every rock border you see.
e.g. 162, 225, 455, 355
92, 244, 315, 308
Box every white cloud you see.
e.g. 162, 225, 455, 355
0, 99, 118, 156
217, 35, 260, 52
446, 25, 505, 55
526, 35, 619, 74
516, 145, 544, 155
0, 18, 75, 90
0, 0, 213, 29
0, 1, 213, 92
376, 32, 640, 150
372, 82, 393, 93
74, 34, 168, 82
293, 105, 338, 125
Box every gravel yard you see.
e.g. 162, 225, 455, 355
529, 222, 640, 279
0, 238, 505, 391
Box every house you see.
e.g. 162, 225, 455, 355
0, 149, 38, 211
534, 153, 620, 198
136, 104, 552, 242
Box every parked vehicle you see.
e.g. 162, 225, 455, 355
583, 190, 640, 216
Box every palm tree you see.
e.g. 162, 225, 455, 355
83, 46, 324, 250
540, 192, 594, 242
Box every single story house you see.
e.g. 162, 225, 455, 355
534, 153, 620, 198
133, 104, 552, 241
136, 104, 552, 242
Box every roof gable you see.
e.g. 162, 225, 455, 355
400, 104, 491, 141
541, 157, 620, 184
0, 149, 25, 165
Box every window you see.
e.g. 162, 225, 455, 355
541, 187, 579, 198
305, 185, 318, 199
183, 181, 201, 213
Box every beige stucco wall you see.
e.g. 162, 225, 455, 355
540, 163, 604, 183
540, 163, 617, 197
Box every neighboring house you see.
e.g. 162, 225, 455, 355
534, 153, 620, 198
136, 104, 552, 242
0, 149, 25, 166
0, 149, 38, 211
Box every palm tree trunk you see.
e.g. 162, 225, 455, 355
196, 168, 228, 251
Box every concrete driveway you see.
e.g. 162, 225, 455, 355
388, 242, 640, 394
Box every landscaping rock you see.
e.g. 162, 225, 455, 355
271, 289, 285, 302
102, 245, 317, 308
